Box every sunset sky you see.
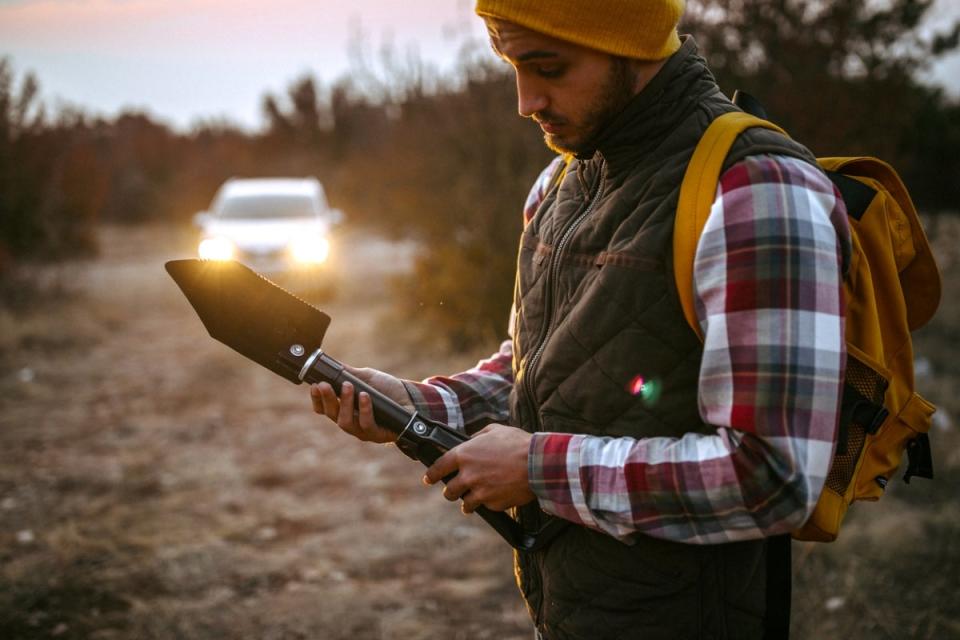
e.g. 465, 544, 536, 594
1, 0, 958, 131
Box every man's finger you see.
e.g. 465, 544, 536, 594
423, 449, 459, 486
310, 384, 324, 414
461, 491, 483, 514
316, 382, 340, 422
313, 382, 339, 420
441, 473, 469, 502
356, 391, 376, 434
336, 381, 356, 433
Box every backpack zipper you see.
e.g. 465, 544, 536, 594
521, 159, 607, 432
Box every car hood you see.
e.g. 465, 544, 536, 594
203, 218, 329, 251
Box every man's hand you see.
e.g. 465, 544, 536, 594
309, 367, 413, 444
423, 424, 536, 513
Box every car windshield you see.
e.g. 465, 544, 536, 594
217, 194, 315, 219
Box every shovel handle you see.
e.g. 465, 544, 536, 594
283, 348, 528, 549
298, 350, 415, 434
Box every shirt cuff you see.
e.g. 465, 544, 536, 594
528, 432, 595, 528
401, 380, 465, 432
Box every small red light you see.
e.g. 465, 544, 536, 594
627, 375, 645, 396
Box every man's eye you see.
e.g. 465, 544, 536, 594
537, 66, 565, 79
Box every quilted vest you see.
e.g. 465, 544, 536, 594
509, 37, 817, 639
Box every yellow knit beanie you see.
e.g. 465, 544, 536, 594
475, 0, 684, 61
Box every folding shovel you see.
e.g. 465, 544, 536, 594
165, 259, 546, 549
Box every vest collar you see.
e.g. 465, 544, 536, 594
576, 36, 721, 175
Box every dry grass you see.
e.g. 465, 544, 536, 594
1, 220, 958, 639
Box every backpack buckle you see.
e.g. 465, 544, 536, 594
838, 384, 888, 454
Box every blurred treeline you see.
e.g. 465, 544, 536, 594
1, 0, 958, 348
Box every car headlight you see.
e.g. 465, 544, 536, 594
198, 237, 235, 261
290, 236, 330, 264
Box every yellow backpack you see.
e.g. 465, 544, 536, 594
674, 111, 942, 542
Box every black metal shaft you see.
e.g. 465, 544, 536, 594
278, 347, 528, 549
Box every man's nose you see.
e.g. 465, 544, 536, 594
516, 74, 548, 118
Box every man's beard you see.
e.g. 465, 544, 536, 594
537, 59, 637, 156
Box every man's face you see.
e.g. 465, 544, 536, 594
487, 19, 639, 155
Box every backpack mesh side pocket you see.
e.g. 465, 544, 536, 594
825, 355, 888, 495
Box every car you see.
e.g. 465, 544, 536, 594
193, 177, 342, 299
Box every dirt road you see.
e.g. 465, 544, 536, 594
0, 225, 530, 639
3, 223, 959, 639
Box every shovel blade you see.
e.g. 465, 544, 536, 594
165, 259, 330, 384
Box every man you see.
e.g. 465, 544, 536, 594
310, 1, 850, 638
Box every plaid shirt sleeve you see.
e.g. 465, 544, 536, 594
528, 154, 851, 544
401, 157, 566, 434
402, 340, 514, 435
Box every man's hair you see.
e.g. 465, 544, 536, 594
475, 0, 685, 61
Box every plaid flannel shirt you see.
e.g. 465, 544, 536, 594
404, 153, 850, 544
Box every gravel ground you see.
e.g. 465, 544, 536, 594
1, 222, 957, 639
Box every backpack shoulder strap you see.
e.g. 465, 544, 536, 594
674, 111, 787, 340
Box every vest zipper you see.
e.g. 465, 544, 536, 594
522, 159, 607, 432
